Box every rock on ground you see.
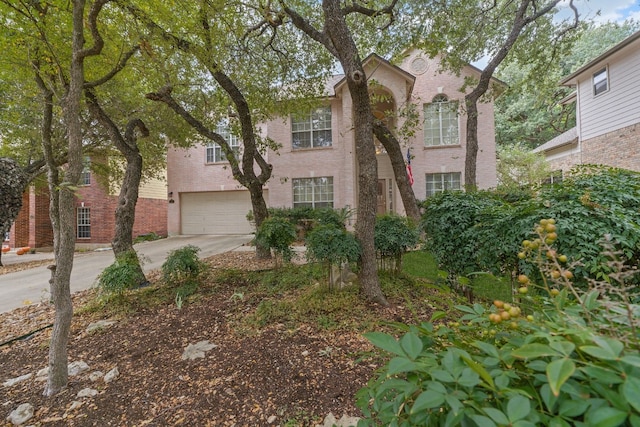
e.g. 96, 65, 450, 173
181, 340, 217, 360
6, 403, 34, 426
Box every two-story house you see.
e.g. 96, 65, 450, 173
534, 30, 640, 174
167, 50, 499, 235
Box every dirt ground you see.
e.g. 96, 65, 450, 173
1, 252, 417, 427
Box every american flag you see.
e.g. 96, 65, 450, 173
406, 148, 414, 186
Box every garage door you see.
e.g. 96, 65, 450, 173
181, 191, 262, 234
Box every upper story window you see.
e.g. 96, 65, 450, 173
424, 95, 459, 147
425, 172, 461, 197
293, 176, 334, 208
593, 67, 608, 96
206, 120, 240, 163
80, 156, 91, 186
292, 106, 332, 150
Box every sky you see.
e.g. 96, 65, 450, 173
556, 0, 640, 24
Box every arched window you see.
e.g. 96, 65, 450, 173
424, 95, 459, 146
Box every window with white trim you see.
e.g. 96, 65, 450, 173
426, 172, 461, 197
206, 120, 240, 163
292, 106, 332, 149
593, 67, 608, 96
80, 156, 91, 186
544, 170, 563, 185
424, 95, 459, 146
292, 177, 334, 208
77, 207, 91, 239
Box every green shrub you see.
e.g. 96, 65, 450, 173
357, 220, 640, 427
306, 224, 361, 266
375, 214, 420, 275
161, 245, 205, 285
423, 166, 640, 293
255, 216, 296, 266
97, 250, 145, 295
305, 224, 361, 286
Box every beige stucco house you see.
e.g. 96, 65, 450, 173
167, 51, 499, 235
534, 30, 640, 175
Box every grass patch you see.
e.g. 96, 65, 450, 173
403, 250, 514, 304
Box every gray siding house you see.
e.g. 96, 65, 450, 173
534, 30, 640, 174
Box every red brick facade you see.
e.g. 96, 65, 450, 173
7, 182, 167, 249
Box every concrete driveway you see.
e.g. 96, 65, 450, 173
0, 235, 252, 313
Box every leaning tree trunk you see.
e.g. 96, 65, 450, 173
85, 90, 148, 282
372, 122, 421, 223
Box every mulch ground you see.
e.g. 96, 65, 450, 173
0, 251, 418, 427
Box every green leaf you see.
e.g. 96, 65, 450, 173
630, 414, 640, 427
581, 365, 624, 385
445, 395, 464, 415
621, 355, 640, 368
458, 368, 480, 388
430, 311, 447, 322
483, 407, 509, 425
512, 343, 560, 359
579, 346, 619, 361
547, 358, 575, 396
472, 341, 500, 359
507, 395, 531, 422
586, 407, 627, 427
455, 305, 478, 314
431, 369, 455, 383
549, 341, 575, 356
387, 357, 418, 375
400, 332, 423, 360
460, 354, 495, 389
411, 390, 445, 414
540, 384, 558, 412
623, 376, 640, 412
364, 332, 404, 356
558, 399, 589, 417
583, 290, 600, 310
468, 415, 497, 427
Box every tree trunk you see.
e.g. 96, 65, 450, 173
85, 90, 148, 282
44, 0, 88, 396
323, 0, 387, 305
111, 138, 146, 283
372, 123, 421, 222
464, 95, 480, 191
248, 181, 271, 259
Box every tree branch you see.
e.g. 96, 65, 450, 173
145, 87, 246, 184
85, 46, 141, 88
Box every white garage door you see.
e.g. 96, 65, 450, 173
181, 191, 261, 234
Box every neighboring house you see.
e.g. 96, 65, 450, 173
167, 51, 500, 235
534, 30, 640, 175
6, 157, 168, 250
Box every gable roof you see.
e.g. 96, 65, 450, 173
333, 53, 416, 96
560, 30, 640, 86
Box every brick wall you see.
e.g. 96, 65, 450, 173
9, 192, 30, 248
8, 182, 167, 249
76, 182, 167, 245
581, 123, 640, 171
